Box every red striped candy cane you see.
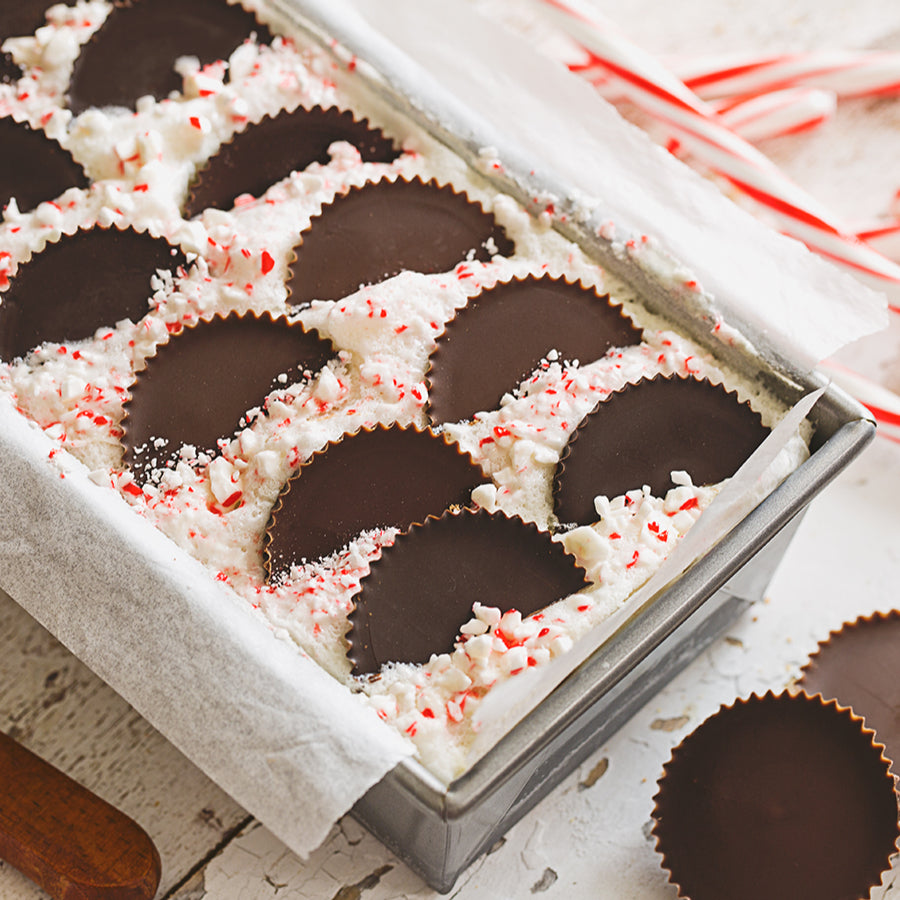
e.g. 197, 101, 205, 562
536, 0, 900, 284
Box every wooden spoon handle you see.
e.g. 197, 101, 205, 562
0, 731, 161, 899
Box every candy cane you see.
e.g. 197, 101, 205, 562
672, 50, 900, 101
709, 88, 837, 142
566, 41, 840, 143
854, 217, 900, 275
856, 220, 900, 243
819, 360, 900, 443
532, 0, 900, 284
575, 64, 839, 144
528, 0, 900, 437
853, 218, 900, 301
567, 49, 838, 144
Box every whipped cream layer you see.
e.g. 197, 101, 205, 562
0, 1, 807, 781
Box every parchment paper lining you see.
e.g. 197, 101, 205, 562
0, 395, 413, 857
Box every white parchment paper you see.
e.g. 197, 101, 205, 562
0, 395, 413, 857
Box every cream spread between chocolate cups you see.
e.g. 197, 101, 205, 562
0, 0, 810, 780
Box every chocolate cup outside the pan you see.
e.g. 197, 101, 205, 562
651, 691, 899, 900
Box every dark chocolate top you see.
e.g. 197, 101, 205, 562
427, 276, 641, 424
266, 425, 485, 573
0, 117, 89, 213
0, 0, 55, 81
67, 0, 271, 114
555, 375, 768, 525
123, 313, 334, 475
0, 227, 186, 362
288, 178, 515, 306
0, 53, 18, 83
184, 106, 399, 218
0, 0, 54, 40
800, 611, 900, 771
652, 692, 898, 900
347, 509, 589, 675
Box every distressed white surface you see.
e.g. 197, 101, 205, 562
2, 0, 900, 897
0, 591, 250, 899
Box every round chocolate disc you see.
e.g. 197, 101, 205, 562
347, 509, 589, 675
266, 425, 485, 573
67, 0, 272, 114
288, 178, 515, 306
0, 117, 89, 214
554, 375, 768, 525
652, 692, 899, 900
0, 0, 54, 40
426, 276, 641, 424
0, 227, 186, 362
123, 313, 335, 474
0, 1, 57, 81
799, 611, 900, 771
0, 0, 54, 81
184, 106, 399, 218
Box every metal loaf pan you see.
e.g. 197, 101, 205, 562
353, 397, 873, 892
257, 0, 877, 891
0, 1, 873, 892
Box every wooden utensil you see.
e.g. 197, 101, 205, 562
0, 730, 161, 899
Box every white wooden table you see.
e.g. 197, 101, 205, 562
2, 0, 900, 896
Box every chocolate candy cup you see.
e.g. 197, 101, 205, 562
347, 509, 589, 675
288, 177, 514, 306
652, 692, 899, 900
799, 610, 900, 772
123, 312, 334, 475
0, 1, 55, 81
265, 424, 485, 574
426, 275, 641, 424
0, 1, 53, 40
554, 375, 768, 525
184, 106, 399, 218
67, 0, 271, 114
0, 117, 89, 214
0, 227, 186, 362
